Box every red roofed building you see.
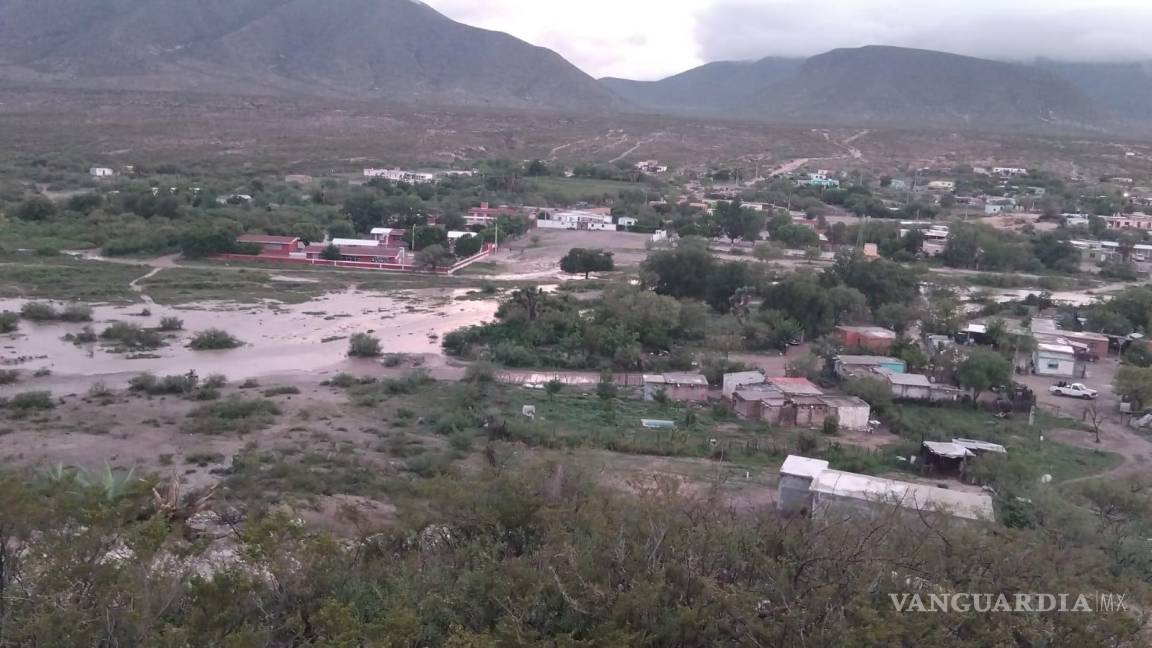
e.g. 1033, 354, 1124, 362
304, 244, 407, 265
466, 202, 518, 226
236, 234, 302, 255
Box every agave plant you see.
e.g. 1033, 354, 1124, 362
74, 463, 139, 502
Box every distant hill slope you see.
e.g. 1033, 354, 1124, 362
755, 46, 1099, 128
1038, 60, 1152, 121
0, 0, 617, 110
599, 57, 802, 114
603, 46, 1112, 130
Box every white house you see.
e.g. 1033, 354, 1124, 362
536, 210, 616, 231
926, 180, 956, 191
992, 167, 1028, 177
89, 167, 115, 178
617, 216, 638, 229
1034, 342, 1077, 378
331, 238, 383, 247
362, 168, 435, 183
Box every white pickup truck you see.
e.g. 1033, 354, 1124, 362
1048, 382, 1098, 399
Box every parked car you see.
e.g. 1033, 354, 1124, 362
1048, 382, 1097, 399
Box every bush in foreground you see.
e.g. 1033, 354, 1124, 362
3, 391, 55, 412
184, 397, 281, 434
189, 329, 242, 350
20, 302, 58, 321
158, 316, 184, 332
348, 332, 382, 358
0, 311, 19, 333
100, 322, 163, 350
59, 304, 93, 322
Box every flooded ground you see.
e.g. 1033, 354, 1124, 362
0, 288, 499, 395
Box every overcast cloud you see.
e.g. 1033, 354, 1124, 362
423, 0, 1152, 80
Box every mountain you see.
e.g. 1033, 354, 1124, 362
1037, 60, 1152, 121
754, 46, 1099, 128
0, 0, 617, 110
603, 46, 1107, 130
599, 57, 802, 115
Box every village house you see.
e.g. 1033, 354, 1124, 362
1033, 342, 1078, 378
880, 371, 964, 403
536, 210, 616, 231
819, 396, 872, 431
634, 160, 668, 174
835, 326, 898, 353
235, 234, 302, 256
642, 373, 710, 402
722, 371, 767, 398
369, 228, 409, 247
362, 168, 436, 183
466, 202, 519, 226
331, 238, 383, 248
303, 244, 406, 265
779, 455, 996, 522
799, 173, 840, 188
925, 180, 956, 191
1104, 214, 1152, 231
992, 167, 1028, 177
731, 386, 785, 420
89, 167, 115, 178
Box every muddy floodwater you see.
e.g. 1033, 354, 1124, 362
0, 288, 498, 394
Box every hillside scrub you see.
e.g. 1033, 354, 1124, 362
347, 332, 382, 358
0, 311, 17, 333
0, 463, 1144, 644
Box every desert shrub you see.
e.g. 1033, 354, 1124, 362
4, 391, 55, 412
822, 415, 840, 436
20, 302, 58, 321
327, 373, 357, 388
0, 370, 19, 385
382, 353, 407, 367
158, 316, 184, 332
0, 311, 17, 333
405, 451, 454, 478
87, 381, 112, 398
128, 372, 200, 395
100, 322, 163, 350
262, 386, 301, 397
189, 329, 242, 350
348, 333, 382, 358
67, 325, 98, 344
463, 362, 497, 384
185, 452, 226, 467
184, 397, 281, 434
60, 303, 93, 322
203, 374, 228, 389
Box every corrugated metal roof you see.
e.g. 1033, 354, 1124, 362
923, 441, 971, 459
837, 355, 905, 365
885, 373, 932, 387
781, 455, 829, 479
812, 469, 995, 521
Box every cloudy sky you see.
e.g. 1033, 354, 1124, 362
423, 0, 1152, 80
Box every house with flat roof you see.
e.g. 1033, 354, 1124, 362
722, 371, 766, 398
642, 373, 710, 402
1034, 342, 1078, 378
236, 234, 302, 256
835, 355, 907, 378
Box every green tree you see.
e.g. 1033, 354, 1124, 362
640, 240, 716, 300
560, 248, 615, 278
415, 244, 454, 272
319, 244, 342, 261
453, 234, 483, 258
12, 196, 58, 221
956, 348, 1012, 402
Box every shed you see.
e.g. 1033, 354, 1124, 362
810, 467, 995, 522
883, 371, 932, 400
818, 396, 871, 431
722, 370, 766, 398
778, 456, 830, 515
